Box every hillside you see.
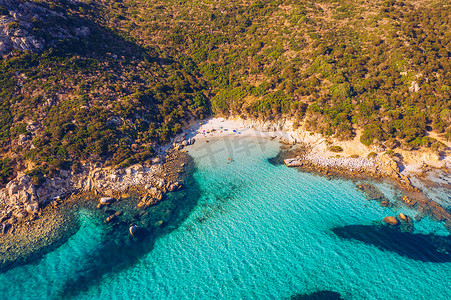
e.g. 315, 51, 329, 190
0, 0, 209, 185
0, 0, 450, 185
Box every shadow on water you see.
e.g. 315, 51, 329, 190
0, 208, 81, 273
332, 224, 451, 263
57, 169, 202, 299
291, 290, 343, 300
268, 148, 296, 166
268, 145, 308, 166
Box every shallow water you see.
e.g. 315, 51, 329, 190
1, 136, 450, 299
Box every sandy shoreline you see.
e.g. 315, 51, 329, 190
181, 117, 451, 176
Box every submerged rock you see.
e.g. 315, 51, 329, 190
357, 183, 386, 201
137, 195, 159, 209
105, 214, 116, 223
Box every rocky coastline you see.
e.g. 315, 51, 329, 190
279, 143, 451, 233
1, 116, 451, 271
0, 140, 194, 272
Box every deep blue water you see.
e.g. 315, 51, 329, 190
1, 136, 450, 299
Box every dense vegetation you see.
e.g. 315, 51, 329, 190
0, 0, 450, 182
96, 0, 450, 147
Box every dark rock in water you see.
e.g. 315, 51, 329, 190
105, 209, 116, 215
105, 215, 116, 223
332, 224, 451, 262
268, 150, 291, 166
384, 216, 399, 226
291, 290, 343, 300
268, 146, 306, 166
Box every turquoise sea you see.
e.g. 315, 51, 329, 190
1, 136, 450, 299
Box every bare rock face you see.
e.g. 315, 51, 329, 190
3, 174, 38, 205
0, 3, 46, 54
409, 81, 420, 93
0, 0, 91, 56
7, 181, 19, 197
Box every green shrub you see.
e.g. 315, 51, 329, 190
0, 6, 9, 16
367, 152, 377, 159
329, 145, 344, 152
8, 22, 24, 30
26, 168, 46, 187
0, 158, 12, 184
384, 150, 395, 157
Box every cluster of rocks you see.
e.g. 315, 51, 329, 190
0, 0, 90, 56
0, 174, 41, 235
0, 155, 182, 235
172, 136, 195, 151
285, 152, 377, 173
135, 181, 182, 209
383, 213, 415, 233
79, 160, 166, 194
383, 214, 412, 226
281, 145, 451, 232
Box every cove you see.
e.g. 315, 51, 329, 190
0, 136, 450, 299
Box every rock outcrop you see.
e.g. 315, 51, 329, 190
0, 0, 91, 56
0, 155, 185, 229
173, 137, 195, 150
